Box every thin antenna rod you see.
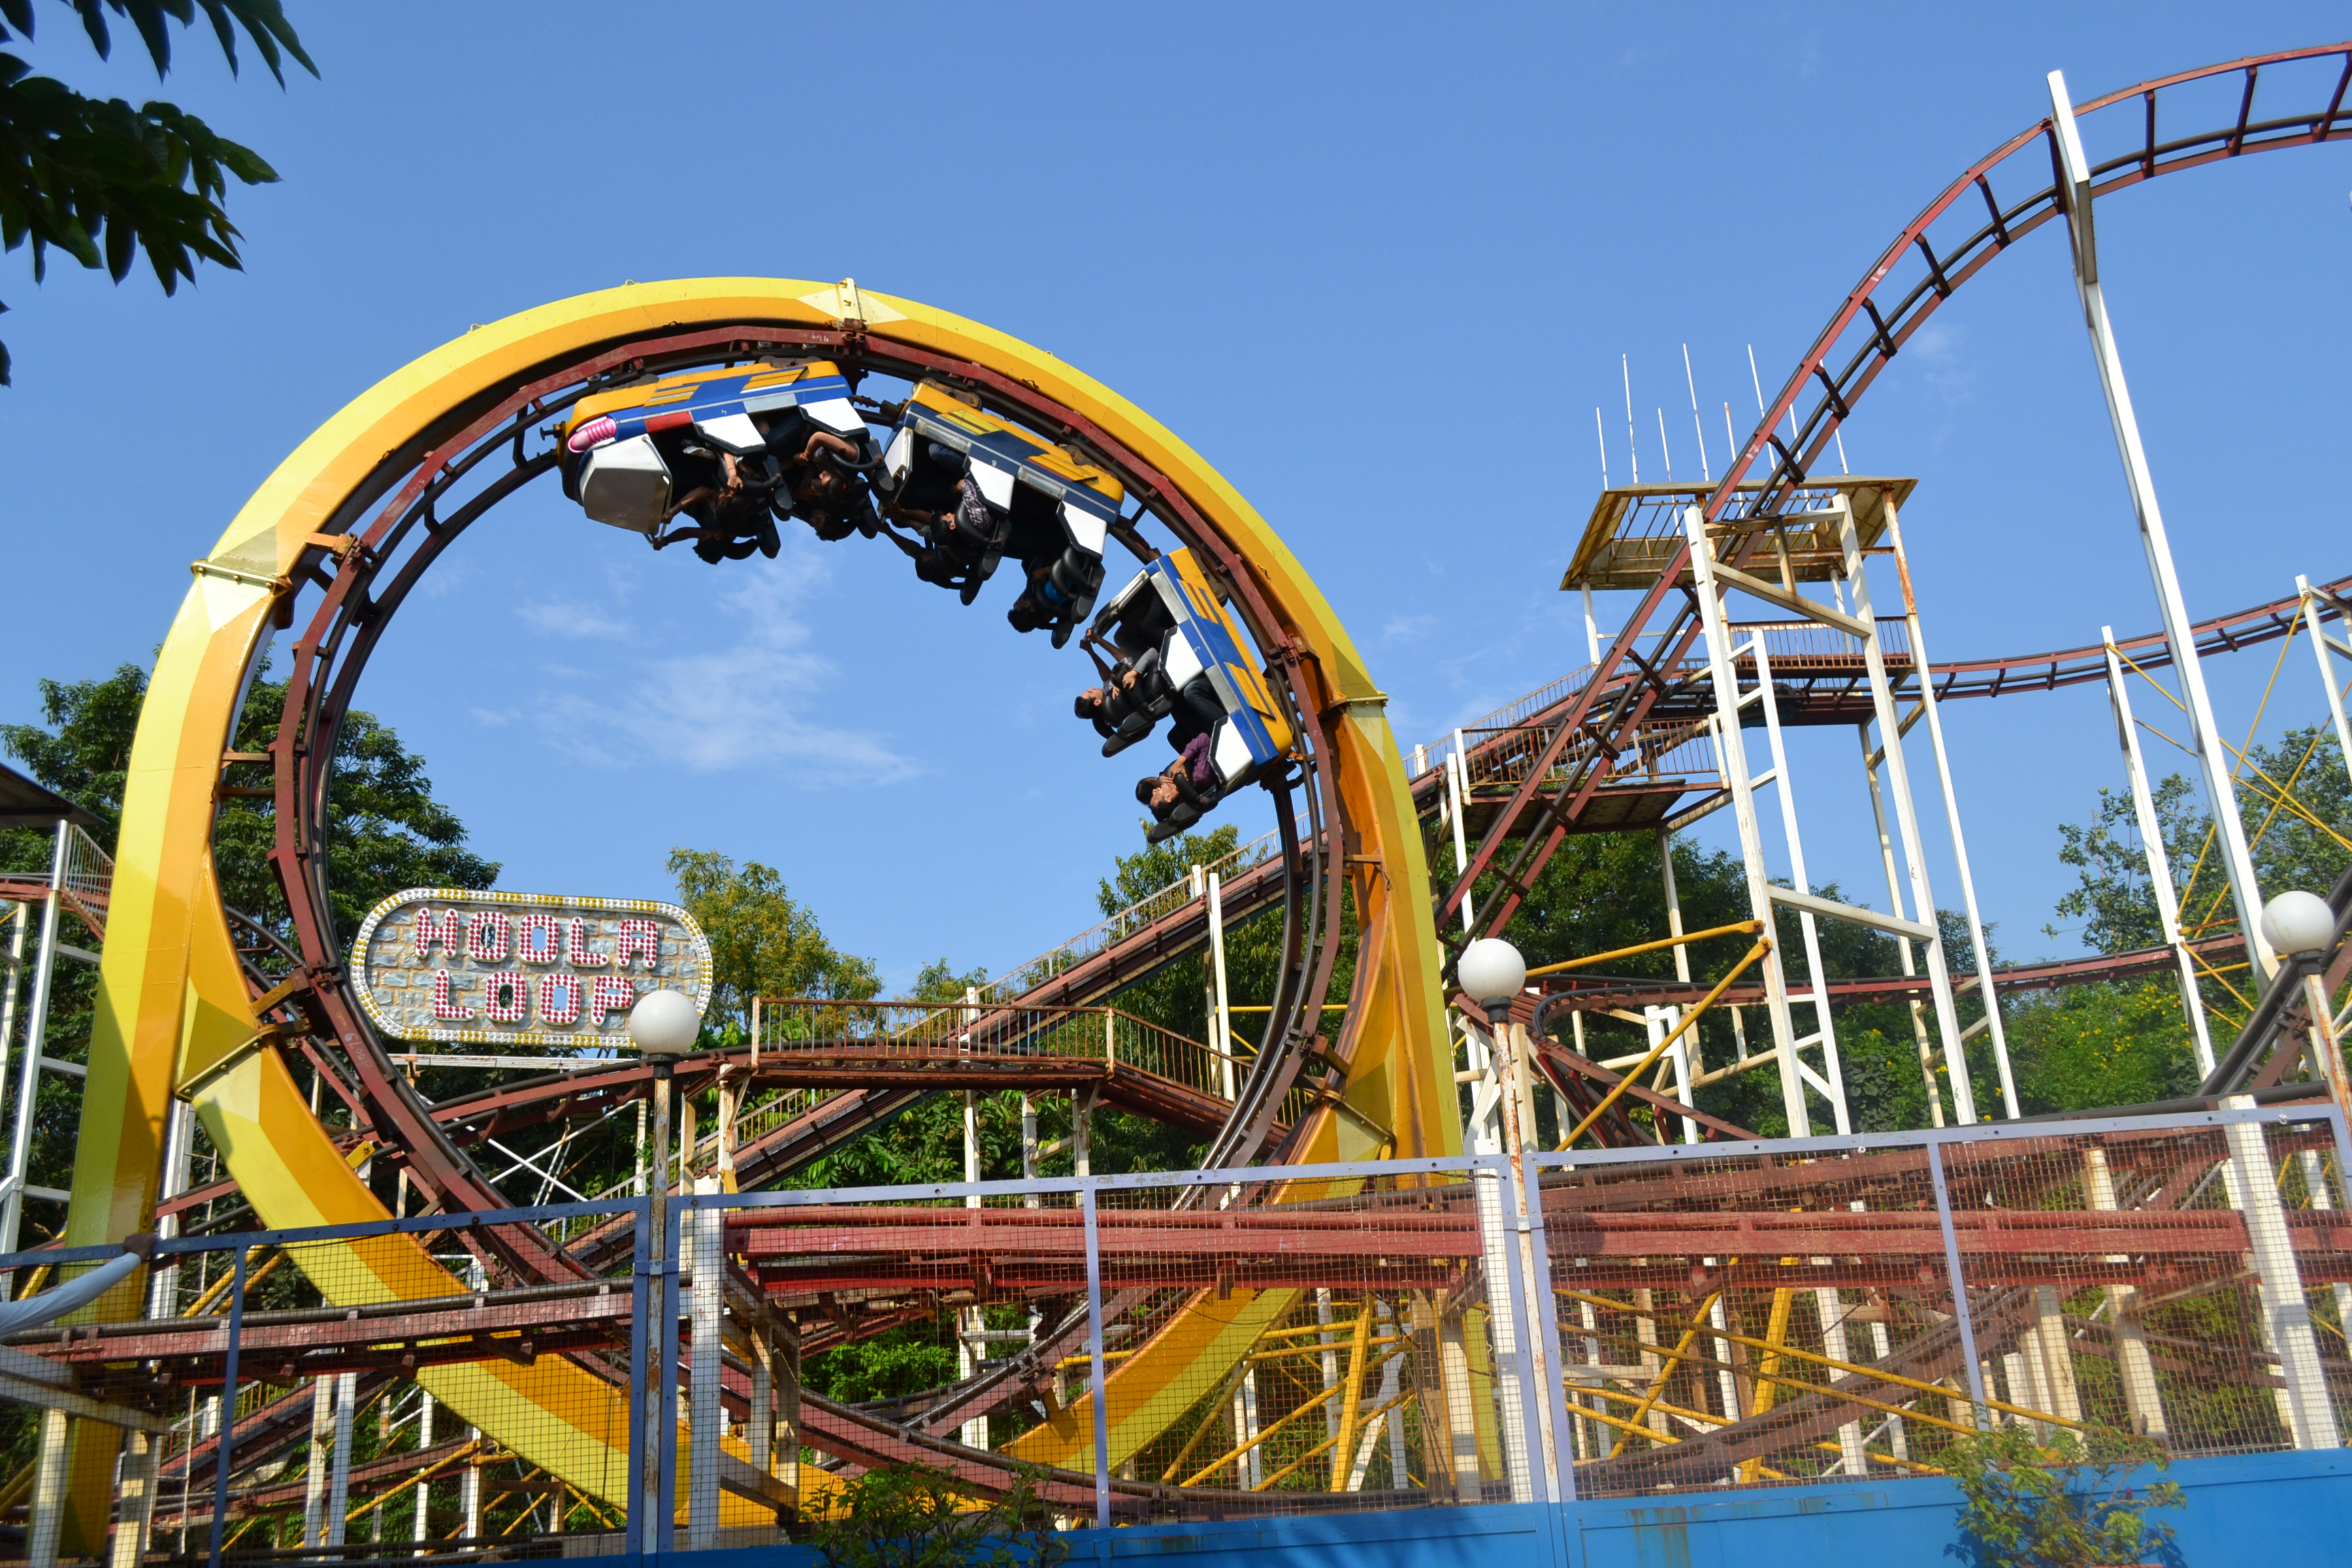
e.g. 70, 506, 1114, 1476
1656, 408, 1674, 483
1833, 428, 1851, 475
1723, 403, 1737, 474
1622, 355, 1640, 485
1748, 342, 1799, 447
1682, 344, 1711, 483
1593, 408, 1610, 489
1748, 342, 1806, 482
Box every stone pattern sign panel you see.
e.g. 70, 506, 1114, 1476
350, 887, 714, 1051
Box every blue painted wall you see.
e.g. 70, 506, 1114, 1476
674, 1449, 2352, 1567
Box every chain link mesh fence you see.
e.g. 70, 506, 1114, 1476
0, 1109, 2339, 1562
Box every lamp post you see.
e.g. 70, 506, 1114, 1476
2263, 891, 2350, 1117
628, 989, 699, 1538
630, 990, 701, 1238
1454, 937, 1561, 1501
1460, 938, 1531, 1156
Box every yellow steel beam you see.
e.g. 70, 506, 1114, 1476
1558, 938, 1769, 1149
1327, 1298, 1376, 1492
1526, 921, 1764, 978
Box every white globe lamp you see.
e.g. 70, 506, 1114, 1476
627, 988, 702, 1055
2260, 889, 2336, 960
1459, 938, 1529, 1014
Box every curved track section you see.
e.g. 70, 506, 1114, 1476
1414, 569, 2352, 810
59, 282, 1453, 1532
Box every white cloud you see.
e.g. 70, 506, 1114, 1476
1906, 320, 1976, 406
525, 549, 914, 781
517, 600, 636, 640
1383, 612, 1439, 645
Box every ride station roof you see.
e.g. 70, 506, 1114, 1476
0, 762, 100, 830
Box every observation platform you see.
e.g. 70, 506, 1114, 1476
1562, 476, 1914, 591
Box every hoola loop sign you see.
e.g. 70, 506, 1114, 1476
350, 889, 713, 1050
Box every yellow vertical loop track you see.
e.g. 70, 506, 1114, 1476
55, 281, 1453, 1540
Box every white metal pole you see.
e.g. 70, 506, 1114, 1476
1622, 356, 1639, 484
1857, 726, 1945, 1126
688, 1186, 722, 1546
414, 1394, 434, 1546
2223, 1121, 2340, 1446
2102, 632, 2218, 1075
1683, 344, 1712, 484
1645, 1008, 1699, 1144
2297, 575, 2352, 786
961, 1089, 988, 1448
148, 1100, 192, 1318
463, 1258, 485, 1539
1447, 736, 1475, 933
1680, 507, 1809, 1133
1207, 872, 1234, 1100
2049, 71, 2274, 981
324, 1372, 356, 1546
1582, 585, 1603, 666
1, 819, 68, 1262
26, 1408, 66, 1568
304, 1376, 334, 1545
461, 1445, 481, 1541
0, 903, 25, 1130
1657, 829, 1693, 986
1471, 1162, 1535, 1502
109, 1431, 158, 1568
1749, 632, 1850, 1132
1882, 504, 2019, 1116
1231, 1371, 1262, 1489
1657, 829, 1699, 1128
1836, 506, 1978, 1123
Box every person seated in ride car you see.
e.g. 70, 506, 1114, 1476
1137, 727, 1218, 827
1075, 646, 1166, 745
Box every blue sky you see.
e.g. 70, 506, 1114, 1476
1, 3, 2346, 990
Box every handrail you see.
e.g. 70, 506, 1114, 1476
752, 997, 1243, 1104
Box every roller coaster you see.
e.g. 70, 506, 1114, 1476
5, 39, 2351, 1558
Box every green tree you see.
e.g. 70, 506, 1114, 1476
2056, 726, 2350, 956
0, 0, 315, 383
666, 849, 881, 1043
2002, 979, 2202, 1115
3, 660, 497, 938
1944, 1422, 2183, 1567
2035, 725, 2352, 1109
1, 658, 495, 1228
803, 1461, 1066, 1568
